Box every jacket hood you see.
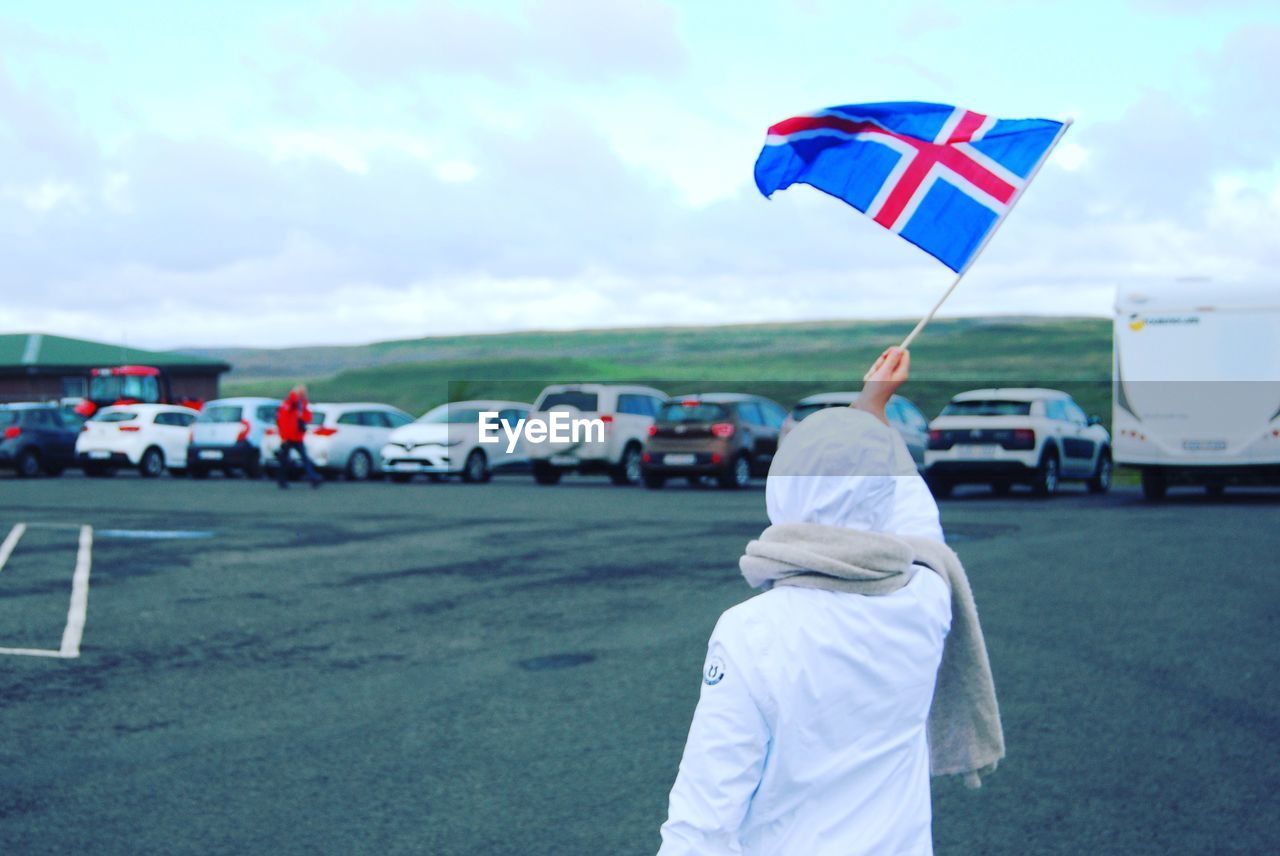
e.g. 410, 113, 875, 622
766, 407, 943, 542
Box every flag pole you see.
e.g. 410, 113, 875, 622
898, 117, 1074, 350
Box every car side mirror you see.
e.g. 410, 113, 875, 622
1088, 415, 1101, 426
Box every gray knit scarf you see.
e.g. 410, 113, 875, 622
740, 522, 1004, 788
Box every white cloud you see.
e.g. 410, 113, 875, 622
1050, 141, 1089, 172
1, 7, 1278, 351
6, 179, 81, 213
434, 160, 478, 183
101, 171, 133, 212
269, 131, 370, 174
307, 0, 687, 86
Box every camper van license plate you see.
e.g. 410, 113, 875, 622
1183, 439, 1227, 451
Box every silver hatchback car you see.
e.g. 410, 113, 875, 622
264, 402, 414, 480
187, 397, 281, 478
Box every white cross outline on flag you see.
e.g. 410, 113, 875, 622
856, 108, 1025, 234
766, 107, 1027, 237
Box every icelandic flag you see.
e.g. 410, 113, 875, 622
754, 102, 1066, 272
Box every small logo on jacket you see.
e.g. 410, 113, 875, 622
703, 656, 726, 686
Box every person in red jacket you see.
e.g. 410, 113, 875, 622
276, 384, 321, 489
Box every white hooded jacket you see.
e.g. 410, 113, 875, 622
658, 409, 953, 856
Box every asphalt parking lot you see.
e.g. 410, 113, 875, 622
1, 474, 1277, 855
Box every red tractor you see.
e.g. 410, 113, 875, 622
73, 366, 204, 418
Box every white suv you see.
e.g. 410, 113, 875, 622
526, 384, 668, 485
924, 388, 1112, 497
76, 404, 199, 477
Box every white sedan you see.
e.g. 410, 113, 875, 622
381, 400, 531, 483
75, 404, 200, 477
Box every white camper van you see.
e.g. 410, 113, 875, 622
1114, 282, 1280, 499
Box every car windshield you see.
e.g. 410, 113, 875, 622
657, 402, 728, 423
538, 391, 598, 412
791, 400, 852, 421
419, 406, 484, 424
199, 405, 244, 423
941, 400, 1032, 416
89, 374, 159, 403
95, 411, 138, 423
307, 410, 326, 425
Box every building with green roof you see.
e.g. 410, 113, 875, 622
0, 333, 230, 404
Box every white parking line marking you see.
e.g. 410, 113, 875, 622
0, 646, 67, 658
0, 523, 95, 659
0, 523, 27, 572
58, 526, 94, 658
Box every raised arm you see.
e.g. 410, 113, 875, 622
852, 346, 910, 426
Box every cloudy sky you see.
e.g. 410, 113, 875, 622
1, 0, 1277, 349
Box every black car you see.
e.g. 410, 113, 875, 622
0, 403, 80, 477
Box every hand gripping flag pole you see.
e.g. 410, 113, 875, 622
754, 103, 1073, 348
898, 117, 1073, 349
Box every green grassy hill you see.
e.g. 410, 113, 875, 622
220, 316, 1113, 423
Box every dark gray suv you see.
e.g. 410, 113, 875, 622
0, 403, 80, 477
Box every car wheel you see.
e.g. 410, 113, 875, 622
642, 470, 666, 489
533, 460, 562, 485
139, 447, 166, 478
189, 466, 210, 480
717, 453, 751, 490
1141, 467, 1167, 501
390, 473, 414, 484
461, 449, 490, 484
990, 481, 1012, 496
1087, 450, 1113, 494
1032, 450, 1060, 497
925, 474, 953, 499
610, 444, 643, 486
346, 450, 373, 481
139, 447, 165, 478
14, 449, 41, 479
